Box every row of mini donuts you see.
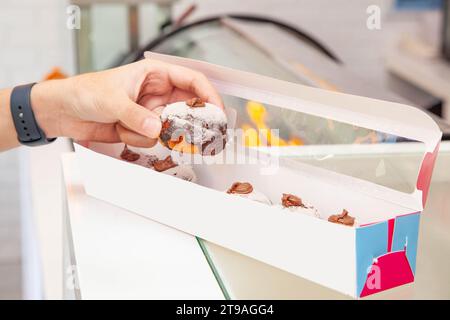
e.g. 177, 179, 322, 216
119, 146, 355, 227
226, 182, 356, 227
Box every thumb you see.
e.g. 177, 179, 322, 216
118, 99, 161, 138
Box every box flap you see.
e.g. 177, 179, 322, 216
144, 52, 442, 211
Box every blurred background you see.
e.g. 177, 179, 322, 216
1, 0, 450, 299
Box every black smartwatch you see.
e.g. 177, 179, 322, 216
10, 83, 56, 146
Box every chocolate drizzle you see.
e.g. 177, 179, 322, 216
328, 209, 355, 226
153, 156, 178, 172
227, 182, 253, 195
186, 97, 205, 108
120, 145, 140, 162
281, 193, 306, 208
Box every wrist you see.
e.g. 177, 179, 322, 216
31, 79, 71, 138
0, 88, 20, 151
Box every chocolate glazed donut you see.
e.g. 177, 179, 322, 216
159, 98, 227, 156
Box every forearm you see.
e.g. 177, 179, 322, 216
0, 60, 221, 152
0, 80, 68, 152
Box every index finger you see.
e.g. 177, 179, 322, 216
166, 64, 224, 109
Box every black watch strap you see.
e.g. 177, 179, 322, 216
10, 83, 56, 146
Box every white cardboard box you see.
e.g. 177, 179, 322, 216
75, 53, 441, 298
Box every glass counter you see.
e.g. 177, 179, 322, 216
199, 142, 450, 299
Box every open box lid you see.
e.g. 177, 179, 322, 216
144, 52, 442, 212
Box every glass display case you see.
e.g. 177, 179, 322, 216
72, 0, 174, 73
145, 19, 427, 193
69, 9, 449, 299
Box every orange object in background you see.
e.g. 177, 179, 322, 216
242, 100, 304, 147
287, 136, 303, 146
44, 67, 67, 80
246, 101, 267, 126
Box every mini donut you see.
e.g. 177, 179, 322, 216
119, 146, 197, 182
226, 182, 271, 205
152, 155, 197, 182
162, 165, 197, 182
276, 193, 320, 218
120, 145, 158, 168
160, 97, 227, 156
327, 209, 356, 227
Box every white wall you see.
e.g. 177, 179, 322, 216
0, 0, 75, 88
0, 0, 75, 300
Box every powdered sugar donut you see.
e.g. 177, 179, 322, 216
161, 164, 197, 182
160, 97, 227, 156
120, 145, 157, 168
276, 193, 320, 218
120, 146, 197, 182
152, 155, 197, 182
226, 182, 271, 205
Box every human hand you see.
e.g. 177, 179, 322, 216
31, 59, 223, 147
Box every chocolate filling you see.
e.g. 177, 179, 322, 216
227, 182, 253, 194
153, 156, 178, 172
281, 193, 306, 208
327, 209, 355, 226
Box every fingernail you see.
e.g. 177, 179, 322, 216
142, 117, 161, 138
